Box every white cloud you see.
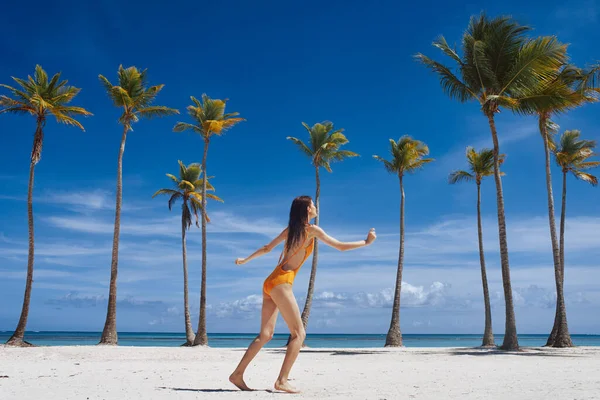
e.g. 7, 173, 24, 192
212, 294, 264, 319
42, 189, 114, 211
43, 209, 283, 238
0, 268, 72, 279
314, 291, 347, 300
325, 281, 449, 309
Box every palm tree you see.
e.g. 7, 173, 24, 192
449, 147, 504, 347
552, 130, 599, 345
516, 65, 598, 347
0, 65, 92, 347
98, 66, 178, 345
374, 136, 434, 347
415, 13, 567, 350
173, 94, 244, 346
153, 161, 223, 346
286, 121, 358, 345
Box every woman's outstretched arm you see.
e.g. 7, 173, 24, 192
311, 226, 376, 251
235, 228, 288, 265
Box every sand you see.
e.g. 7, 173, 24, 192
1, 345, 599, 399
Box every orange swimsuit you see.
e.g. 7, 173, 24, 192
263, 236, 315, 297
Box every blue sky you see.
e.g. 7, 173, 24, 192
1, 0, 599, 336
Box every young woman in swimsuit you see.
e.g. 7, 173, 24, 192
229, 195, 377, 393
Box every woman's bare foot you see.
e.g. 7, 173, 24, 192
274, 379, 301, 393
229, 372, 252, 391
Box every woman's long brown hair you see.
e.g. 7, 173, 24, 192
285, 195, 312, 253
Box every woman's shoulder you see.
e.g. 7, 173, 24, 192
306, 224, 323, 237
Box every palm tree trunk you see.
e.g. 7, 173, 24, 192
6, 119, 44, 347
552, 171, 573, 347
385, 174, 404, 347
289, 166, 321, 347
99, 124, 128, 345
539, 115, 571, 347
477, 182, 495, 347
486, 113, 519, 351
546, 304, 560, 347
181, 202, 195, 346
193, 139, 210, 346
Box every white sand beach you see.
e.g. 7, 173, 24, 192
1, 345, 599, 399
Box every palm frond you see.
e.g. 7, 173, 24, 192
52, 113, 86, 131
432, 36, 463, 64
373, 155, 397, 174
414, 54, 477, 102
152, 188, 180, 198
137, 105, 179, 119
502, 36, 568, 96
576, 63, 600, 94
182, 201, 193, 230
166, 173, 180, 185
449, 170, 475, 184
52, 105, 93, 117
189, 196, 210, 225
179, 180, 195, 191
173, 122, 202, 134
331, 149, 360, 161
573, 171, 598, 186
193, 179, 215, 191
576, 160, 600, 170
168, 192, 182, 210
287, 136, 314, 158
206, 193, 224, 202
407, 157, 435, 173
0, 96, 35, 114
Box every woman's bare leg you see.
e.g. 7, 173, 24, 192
269, 284, 306, 393
229, 295, 278, 391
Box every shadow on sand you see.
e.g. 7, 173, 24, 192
249, 346, 590, 358
158, 386, 239, 393
261, 348, 383, 356
420, 347, 586, 358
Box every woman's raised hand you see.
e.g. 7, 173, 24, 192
366, 228, 377, 245
235, 258, 246, 265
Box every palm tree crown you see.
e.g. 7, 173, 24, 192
554, 130, 600, 184
173, 94, 244, 139
287, 121, 359, 171
153, 161, 223, 225
415, 13, 567, 116
373, 136, 434, 175
99, 65, 178, 129
449, 147, 505, 184
0, 64, 92, 163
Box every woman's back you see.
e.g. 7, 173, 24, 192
279, 232, 315, 272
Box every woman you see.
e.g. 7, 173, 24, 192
229, 195, 377, 393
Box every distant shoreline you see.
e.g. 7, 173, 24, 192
2, 332, 599, 348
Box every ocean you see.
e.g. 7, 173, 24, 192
1, 332, 599, 347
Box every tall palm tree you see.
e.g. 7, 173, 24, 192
153, 161, 223, 346
374, 136, 434, 347
552, 130, 599, 343
0, 65, 92, 347
517, 65, 598, 347
99, 65, 178, 345
286, 121, 358, 345
449, 147, 504, 347
173, 94, 244, 346
415, 13, 567, 350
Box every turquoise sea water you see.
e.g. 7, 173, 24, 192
1, 332, 599, 347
